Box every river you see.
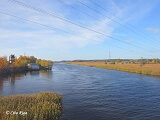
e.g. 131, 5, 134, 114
0, 63, 160, 120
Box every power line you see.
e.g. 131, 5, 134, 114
56, 0, 153, 49
75, 0, 160, 47
88, 0, 156, 41
0, 11, 153, 57
7, 0, 154, 52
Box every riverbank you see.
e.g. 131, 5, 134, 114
0, 92, 62, 120
68, 62, 160, 76
0, 67, 52, 76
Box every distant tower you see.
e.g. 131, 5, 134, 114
9, 54, 16, 64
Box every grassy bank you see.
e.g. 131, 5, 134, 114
0, 92, 62, 120
68, 62, 160, 76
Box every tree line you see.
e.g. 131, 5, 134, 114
110, 58, 160, 64
0, 55, 53, 70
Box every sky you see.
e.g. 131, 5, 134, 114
0, 0, 160, 61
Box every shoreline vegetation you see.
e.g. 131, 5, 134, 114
0, 55, 53, 75
0, 92, 62, 120
68, 62, 160, 76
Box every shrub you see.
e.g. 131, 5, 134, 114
0, 92, 62, 120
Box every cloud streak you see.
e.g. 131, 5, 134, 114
147, 28, 160, 33
0, 0, 159, 60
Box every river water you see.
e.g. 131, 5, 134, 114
0, 63, 160, 120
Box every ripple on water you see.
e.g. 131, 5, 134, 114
1, 63, 160, 120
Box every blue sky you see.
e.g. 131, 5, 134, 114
0, 0, 160, 61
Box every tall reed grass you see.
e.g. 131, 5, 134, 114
0, 92, 62, 120
68, 62, 160, 76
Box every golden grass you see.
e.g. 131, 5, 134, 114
68, 62, 160, 76
0, 92, 62, 120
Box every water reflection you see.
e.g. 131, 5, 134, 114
30, 71, 39, 75
0, 70, 53, 92
0, 73, 24, 91
39, 70, 53, 79
0, 80, 3, 91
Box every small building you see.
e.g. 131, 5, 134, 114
120, 61, 128, 64
9, 54, 16, 64
106, 61, 115, 64
27, 63, 39, 70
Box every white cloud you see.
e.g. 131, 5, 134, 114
0, 0, 159, 59
147, 28, 160, 33
124, 40, 133, 44
0, 0, 115, 51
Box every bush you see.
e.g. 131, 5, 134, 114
0, 92, 62, 120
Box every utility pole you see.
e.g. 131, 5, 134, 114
106, 51, 111, 64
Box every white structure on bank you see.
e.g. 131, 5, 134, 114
27, 63, 39, 70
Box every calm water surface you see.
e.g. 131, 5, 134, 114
0, 63, 160, 120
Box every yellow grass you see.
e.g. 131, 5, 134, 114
68, 62, 160, 76
0, 92, 62, 120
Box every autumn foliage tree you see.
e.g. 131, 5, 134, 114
151, 58, 160, 64
36, 59, 53, 68
13, 56, 52, 68
0, 56, 8, 70
13, 56, 37, 67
